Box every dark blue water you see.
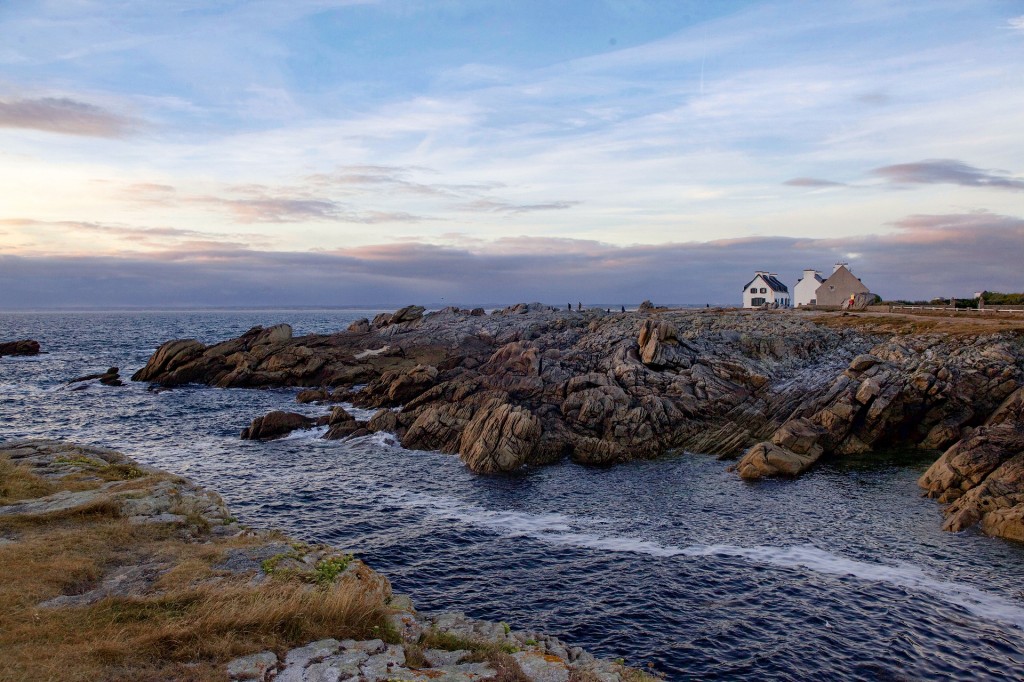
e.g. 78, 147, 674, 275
3, 310, 1024, 681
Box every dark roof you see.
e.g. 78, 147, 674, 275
763, 275, 788, 293
742, 273, 789, 293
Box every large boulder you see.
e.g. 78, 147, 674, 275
367, 409, 400, 435
358, 364, 439, 408
347, 318, 370, 333
735, 415, 827, 480
372, 305, 425, 329
324, 406, 360, 440
638, 320, 691, 368
391, 305, 425, 324
736, 441, 820, 480
771, 418, 826, 457
0, 339, 40, 357
402, 402, 477, 452
240, 411, 315, 440
458, 400, 542, 473
132, 339, 206, 383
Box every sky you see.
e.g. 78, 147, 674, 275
1, 0, 1022, 308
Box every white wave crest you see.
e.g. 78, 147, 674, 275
279, 425, 329, 441
386, 488, 1024, 629
338, 401, 379, 422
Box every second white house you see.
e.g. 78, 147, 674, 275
793, 268, 825, 307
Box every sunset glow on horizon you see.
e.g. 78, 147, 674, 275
2, 1, 1022, 307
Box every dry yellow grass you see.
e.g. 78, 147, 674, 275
0, 456, 58, 503
811, 311, 1024, 337
0, 457, 391, 682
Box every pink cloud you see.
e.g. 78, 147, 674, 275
0, 97, 140, 137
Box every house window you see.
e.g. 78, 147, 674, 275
759, 288, 767, 294
750, 288, 757, 294
751, 297, 765, 306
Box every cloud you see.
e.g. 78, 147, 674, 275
456, 199, 580, 214
0, 218, 263, 253
2, 212, 1021, 308
783, 177, 845, 188
192, 196, 424, 224
1007, 16, 1024, 31
0, 97, 139, 137
305, 166, 501, 199
115, 180, 426, 224
872, 159, 1024, 191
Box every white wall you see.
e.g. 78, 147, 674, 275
743, 274, 790, 308
794, 270, 822, 307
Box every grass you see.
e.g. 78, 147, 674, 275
0, 457, 58, 504
2, 449, 653, 681
813, 311, 1024, 336
406, 630, 529, 681
0, 456, 392, 682
313, 554, 353, 585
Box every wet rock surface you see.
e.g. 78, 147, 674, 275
132, 306, 1024, 538
67, 366, 124, 388
241, 411, 317, 440
0, 339, 41, 357
0, 439, 647, 682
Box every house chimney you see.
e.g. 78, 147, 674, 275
833, 262, 848, 273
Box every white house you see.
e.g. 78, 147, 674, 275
742, 271, 790, 308
793, 269, 824, 307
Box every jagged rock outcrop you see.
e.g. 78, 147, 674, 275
919, 387, 1024, 540
738, 334, 1021, 481
132, 306, 1024, 536
0, 339, 40, 357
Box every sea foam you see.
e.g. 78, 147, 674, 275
386, 487, 1024, 629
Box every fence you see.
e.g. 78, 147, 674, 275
888, 305, 1024, 314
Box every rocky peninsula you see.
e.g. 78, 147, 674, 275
131, 305, 1024, 542
0, 439, 652, 681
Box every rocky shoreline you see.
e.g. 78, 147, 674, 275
130, 305, 1024, 541
0, 438, 653, 681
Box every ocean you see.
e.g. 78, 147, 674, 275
2, 309, 1024, 680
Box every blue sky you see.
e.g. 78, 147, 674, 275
1, 0, 1022, 307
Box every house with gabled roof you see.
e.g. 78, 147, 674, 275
794, 268, 825, 307
742, 271, 790, 308
815, 263, 870, 307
